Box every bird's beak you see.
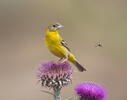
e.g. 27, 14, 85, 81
56, 24, 64, 29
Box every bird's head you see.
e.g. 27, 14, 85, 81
48, 23, 64, 32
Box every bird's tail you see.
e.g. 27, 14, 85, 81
68, 53, 86, 72
74, 60, 86, 72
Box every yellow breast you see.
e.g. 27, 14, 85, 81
45, 29, 67, 58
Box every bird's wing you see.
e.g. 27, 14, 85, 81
61, 40, 71, 51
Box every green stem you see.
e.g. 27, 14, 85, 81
53, 87, 61, 100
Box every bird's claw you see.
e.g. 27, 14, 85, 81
58, 58, 68, 63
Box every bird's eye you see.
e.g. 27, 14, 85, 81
53, 25, 55, 27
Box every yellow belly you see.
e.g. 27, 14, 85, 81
49, 44, 67, 58
45, 38, 68, 58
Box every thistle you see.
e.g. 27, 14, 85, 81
75, 82, 107, 100
37, 61, 72, 100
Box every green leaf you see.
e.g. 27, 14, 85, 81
65, 96, 77, 100
65, 97, 73, 100
41, 90, 55, 96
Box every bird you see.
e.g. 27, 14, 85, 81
44, 23, 86, 72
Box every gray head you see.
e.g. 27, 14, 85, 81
48, 23, 64, 31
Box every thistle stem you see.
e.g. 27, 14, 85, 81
53, 87, 61, 100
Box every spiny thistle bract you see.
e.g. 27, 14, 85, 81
37, 61, 72, 88
75, 82, 107, 100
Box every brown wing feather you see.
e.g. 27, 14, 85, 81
61, 40, 71, 51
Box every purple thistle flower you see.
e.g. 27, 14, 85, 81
75, 82, 107, 100
37, 61, 72, 88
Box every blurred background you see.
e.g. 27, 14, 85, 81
0, 0, 127, 100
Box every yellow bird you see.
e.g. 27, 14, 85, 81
44, 23, 86, 72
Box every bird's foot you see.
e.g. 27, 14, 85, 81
60, 58, 68, 63
57, 58, 68, 63
58, 58, 64, 62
